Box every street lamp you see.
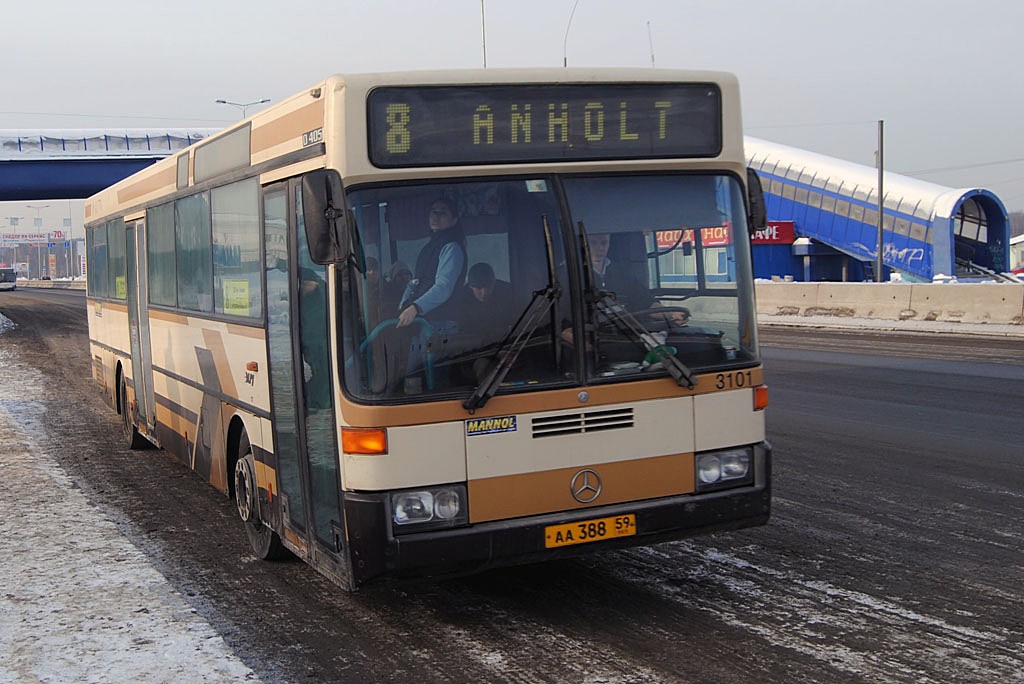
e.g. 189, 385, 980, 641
26, 204, 50, 279
1, 216, 24, 277
215, 98, 271, 119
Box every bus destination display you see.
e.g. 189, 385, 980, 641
367, 84, 721, 167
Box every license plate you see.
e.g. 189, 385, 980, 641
544, 514, 637, 549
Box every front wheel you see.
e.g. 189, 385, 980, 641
234, 435, 289, 560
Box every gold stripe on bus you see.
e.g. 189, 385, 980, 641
155, 401, 193, 439
148, 308, 190, 326
259, 156, 326, 186
202, 329, 238, 397
254, 459, 277, 496
225, 321, 265, 340
339, 366, 764, 428
251, 100, 325, 156
91, 300, 129, 314
468, 452, 695, 524
116, 164, 177, 206
281, 526, 308, 556
147, 309, 264, 341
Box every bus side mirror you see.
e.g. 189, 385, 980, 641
301, 169, 349, 264
746, 167, 768, 234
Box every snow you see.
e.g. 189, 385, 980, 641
0, 321, 259, 684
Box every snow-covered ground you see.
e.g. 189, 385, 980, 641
0, 317, 259, 684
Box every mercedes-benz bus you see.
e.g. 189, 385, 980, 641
85, 68, 770, 589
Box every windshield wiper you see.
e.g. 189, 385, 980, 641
463, 215, 562, 411
594, 295, 695, 388
577, 221, 696, 389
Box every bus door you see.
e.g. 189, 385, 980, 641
125, 221, 155, 435
263, 182, 345, 563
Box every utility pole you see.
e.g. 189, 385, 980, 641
481, 0, 487, 67
563, 0, 580, 67
876, 120, 884, 282
647, 21, 656, 68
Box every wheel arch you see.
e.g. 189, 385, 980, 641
115, 361, 125, 415
225, 413, 249, 501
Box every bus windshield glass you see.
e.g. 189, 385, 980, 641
342, 173, 757, 403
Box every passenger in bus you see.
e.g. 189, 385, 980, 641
365, 256, 381, 293
562, 232, 689, 344
395, 199, 467, 389
460, 262, 515, 337
459, 261, 517, 381
362, 256, 383, 330
396, 198, 466, 328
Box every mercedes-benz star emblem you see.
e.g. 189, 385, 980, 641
570, 469, 602, 504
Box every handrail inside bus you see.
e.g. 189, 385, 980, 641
348, 317, 435, 390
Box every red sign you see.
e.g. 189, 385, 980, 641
752, 220, 795, 245
656, 225, 732, 249
700, 225, 731, 247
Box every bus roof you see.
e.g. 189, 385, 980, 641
85, 68, 745, 225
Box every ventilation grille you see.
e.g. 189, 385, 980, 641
532, 408, 635, 438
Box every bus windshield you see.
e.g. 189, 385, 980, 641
342, 173, 757, 402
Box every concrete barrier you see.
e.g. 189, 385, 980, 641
908, 283, 1024, 325
813, 283, 914, 320
19, 280, 86, 290
755, 282, 819, 317
16, 279, 1024, 326
756, 282, 1024, 326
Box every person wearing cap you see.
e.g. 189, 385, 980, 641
460, 262, 515, 338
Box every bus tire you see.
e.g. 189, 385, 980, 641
119, 372, 148, 450
234, 434, 289, 560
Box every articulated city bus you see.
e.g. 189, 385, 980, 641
85, 68, 771, 589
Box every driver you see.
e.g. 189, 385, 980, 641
563, 232, 688, 343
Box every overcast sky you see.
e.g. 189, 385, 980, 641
2, 0, 1022, 230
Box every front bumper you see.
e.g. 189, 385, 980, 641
344, 442, 771, 587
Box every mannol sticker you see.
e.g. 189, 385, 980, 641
465, 415, 517, 436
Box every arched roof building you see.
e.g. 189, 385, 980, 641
746, 137, 1010, 281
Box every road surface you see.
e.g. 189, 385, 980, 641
1, 288, 1021, 683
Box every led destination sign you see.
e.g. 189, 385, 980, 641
367, 84, 721, 167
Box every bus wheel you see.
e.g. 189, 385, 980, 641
120, 374, 148, 450
234, 435, 289, 560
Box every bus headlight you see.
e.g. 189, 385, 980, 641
696, 448, 753, 492
393, 491, 434, 524
391, 485, 468, 533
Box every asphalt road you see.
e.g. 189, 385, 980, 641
2, 288, 1022, 683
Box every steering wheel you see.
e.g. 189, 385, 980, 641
630, 306, 691, 330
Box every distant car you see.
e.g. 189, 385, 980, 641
40, 275, 51, 280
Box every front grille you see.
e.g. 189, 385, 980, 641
531, 408, 634, 438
